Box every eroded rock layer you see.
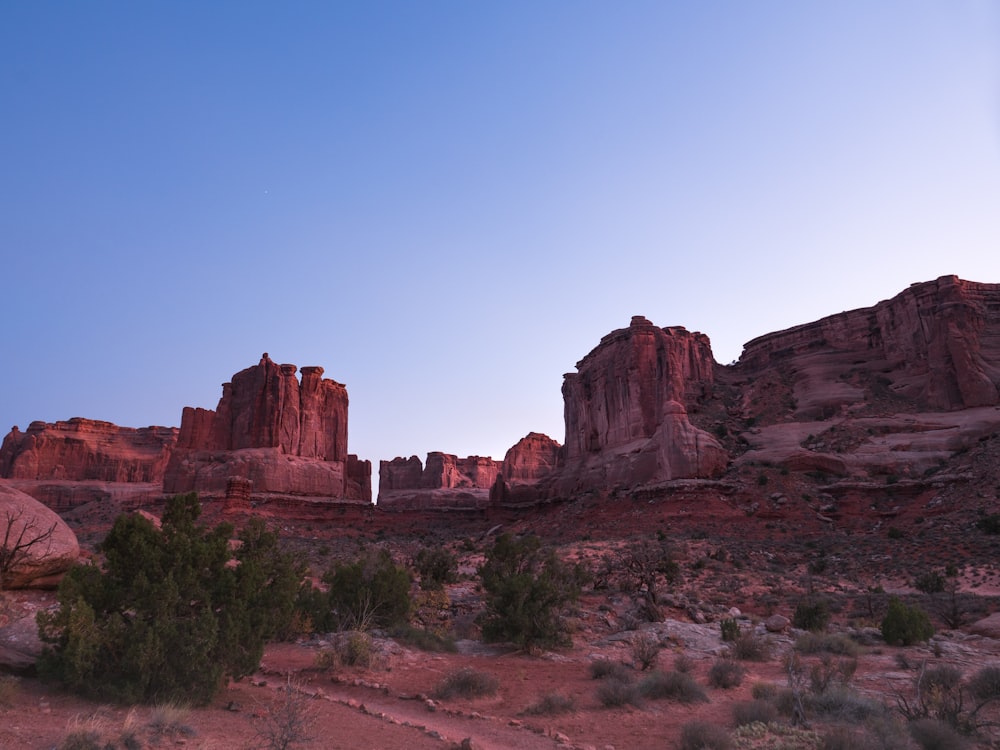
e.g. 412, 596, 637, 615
164, 354, 370, 502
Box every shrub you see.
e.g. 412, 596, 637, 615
807, 686, 883, 722
337, 631, 372, 667
433, 668, 499, 699
821, 727, 882, 750
679, 721, 733, 750
733, 698, 778, 726
251, 678, 316, 750
975, 514, 1000, 535
318, 549, 411, 631
967, 664, 1000, 705
793, 599, 831, 632
596, 677, 641, 708
908, 717, 968, 750
808, 654, 857, 694
708, 659, 745, 689
720, 617, 741, 642
794, 632, 860, 657
589, 659, 632, 682
630, 631, 661, 670
751, 682, 778, 700
881, 597, 934, 646
521, 692, 575, 716
37, 495, 303, 705
732, 631, 770, 661
478, 534, 582, 651
388, 624, 457, 653
674, 652, 694, 673
57, 731, 102, 750
914, 571, 946, 594
0, 674, 18, 707
638, 670, 708, 703
413, 547, 458, 591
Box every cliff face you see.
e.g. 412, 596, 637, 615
739, 276, 1000, 412
0, 419, 177, 483
555, 317, 728, 493
164, 354, 369, 502
377, 452, 502, 509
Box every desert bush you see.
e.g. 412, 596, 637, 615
318, 549, 411, 631
967, 664, 1000, 706
794, 632, 860, 657
147, 702, 195, 738
521, 692, 575, 716
914, 571, 946, 594
478, 533, 583, 651
388, 624, 457, 653
57, 730, 102, 750
433, 667, 499, 700
413, 547, 458, 591
807, 686, 883, 722
679, 721, 733, 750
638, 670, 708, 703
720, 617, 741, 642
881, 597, 934, 646
908, 718, 968, 750
589, 658, 632, 681
251, 678, 315, 750
733, 698, 778, 726
314, 648, 338, 670
337, 631, 372, 667
37, 495, 303, 705
751, 681, 779, 700
674, 652, 694, 673
617, 538, 679, 606
732, 630, 770, 661
793, 598, 831, 632
596, 676, 641, 708
630, 631, 661, 670
975, 514, 1000, 535
708, 658, 746, 689
809, 654, 858, 694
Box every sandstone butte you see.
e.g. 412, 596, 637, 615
2, 275, 1000, 515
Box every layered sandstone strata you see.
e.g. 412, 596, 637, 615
164, 354, 370, 502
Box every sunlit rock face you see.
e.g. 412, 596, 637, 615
164, 354, 370, 502
554, 316, 728, 495
738, 276, 1000, 413
0, 419, 176, 483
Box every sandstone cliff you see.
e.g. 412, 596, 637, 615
0, 419, 177, 483
554, 316, 728, 495
378, 452, 501, 509
164, 354, 370, 502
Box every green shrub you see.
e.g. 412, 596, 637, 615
338, 631, 372, 667
433, 668, 499, 700
478, 534, 582, 651
679, 721, 733, 750
881, 597, 934, 646
638, 670, 708, 703
318, 549, 411, 631
388, 624, 457, 653
708, 659, 745, 689
793, 599, 831, 632
976, 514, 1000, 535
720, 617, 741, 642
413, 547, 458, 591
37, 495, 303, 705
914, 571, 946, 594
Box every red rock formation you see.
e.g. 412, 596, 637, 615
739, 276, 1000, 412
0, 419, 177, 483
377, 452, 502, 508
500, 432, 561, 485
556, 317, 728, 494
0, 480, 80, 588
164, 355, 369, 502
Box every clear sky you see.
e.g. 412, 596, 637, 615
3, 2, 999, 494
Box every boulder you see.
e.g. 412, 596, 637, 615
968, 613, 1000, 640
0, 481, 79, 589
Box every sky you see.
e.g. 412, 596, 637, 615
2, 2, 999, 497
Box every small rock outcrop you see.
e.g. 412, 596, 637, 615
164, 354, 370, 502
0, 481, 79, 589
377, 453, 502, 509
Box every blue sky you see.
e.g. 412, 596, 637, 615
2, 2, 998, 488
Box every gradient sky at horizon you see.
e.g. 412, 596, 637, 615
3, 2, 999, 492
